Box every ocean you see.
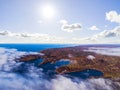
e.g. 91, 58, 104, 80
0, 44, 119, 90
0, 44, 71, 52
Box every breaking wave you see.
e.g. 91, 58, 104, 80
0, 47, 119, 90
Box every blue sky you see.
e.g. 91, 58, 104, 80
0, 0, 120, 44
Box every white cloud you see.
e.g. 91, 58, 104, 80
0, 31, 48, 38
85, 26, 120, 41
60, 20, 82, 32
0, 31, 13, 36
0, 30, 67, 43
85, 47, 120, 56
106, 11, 120, 24
95, 26, 120, 38
0, 26, 120, 44
89, 25, 99, 30
0, 47, 43, 71
51, 76, 114, 90
62, 23, 81, 32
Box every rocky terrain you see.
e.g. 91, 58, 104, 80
18, 45, 120, 79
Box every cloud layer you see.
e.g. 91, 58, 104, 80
0, 47, 120, 90
0, 31, 66, 43
85, 47, 120, 56
0, 47, 119, 90
0, 31, 48, 38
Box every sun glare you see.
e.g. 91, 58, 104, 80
41, 4, 56, 19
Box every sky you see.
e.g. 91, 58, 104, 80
0, 0, 120, 44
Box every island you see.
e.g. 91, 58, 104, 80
18, 45, 120, 79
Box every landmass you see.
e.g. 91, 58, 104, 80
18, 45, 120, 79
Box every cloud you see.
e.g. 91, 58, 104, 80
51, 75, 116, 90
0, 30, 67, 43
84, 26, 120, 41
60, 20, 82, 32
0, 31, 49, 38
0, 31, 13, 36
85, 47, 120, 56
106, 11, 120, 24
62, 23, 81, 32
0, 26, 120, 44
0, 47, 41, 66
95, 26, 120, 38
89, 25, 99, 30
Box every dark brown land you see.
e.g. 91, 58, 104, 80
18, 45, 120, 79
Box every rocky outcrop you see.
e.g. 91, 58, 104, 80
18, 54, 42, 62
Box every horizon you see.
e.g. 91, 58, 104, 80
0, 43, 120, 46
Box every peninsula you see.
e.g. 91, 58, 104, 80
18, 45, 120, 79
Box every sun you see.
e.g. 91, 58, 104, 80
41, 4, 56, 19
